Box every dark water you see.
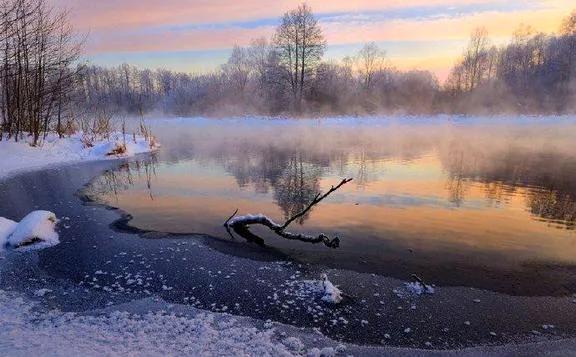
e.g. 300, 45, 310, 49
85, 117, 576, 296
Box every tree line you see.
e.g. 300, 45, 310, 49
445, 15, 576, 113
2, 2, 576, 145
77, 4, 576, 117
0, 0, 80, 145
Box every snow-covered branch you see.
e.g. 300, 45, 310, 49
224, 178, 353, 248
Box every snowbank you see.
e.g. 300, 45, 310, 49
0, 211, 59, 250
0, 132, 159, 179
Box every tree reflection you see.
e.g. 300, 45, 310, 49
440, 143, 576, 230
83, 156, 157, 203
527, 190, 576, 230
273, 154, 322, 224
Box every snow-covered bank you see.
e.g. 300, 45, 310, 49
0, 132, 159, 179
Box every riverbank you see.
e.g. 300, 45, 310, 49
0, 132, 159, 179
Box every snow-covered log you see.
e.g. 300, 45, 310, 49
224, 178, 352, 248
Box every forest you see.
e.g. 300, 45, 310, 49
1, 0, 576, 144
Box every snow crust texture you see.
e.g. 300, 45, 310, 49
0, 290, 331, 357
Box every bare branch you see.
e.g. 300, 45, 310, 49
224, 178, 353, 248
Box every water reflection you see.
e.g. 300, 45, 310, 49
84, 156, 158, 203
86, 119, 576, 294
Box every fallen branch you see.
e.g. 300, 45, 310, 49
224, 178, 353, 248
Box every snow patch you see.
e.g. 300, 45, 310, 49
393, 281, 435, 299
1, 211, 59, 250
0, 290, 338, 356
321, 274, 343, 304
404, 282, 435, 296
0, 217, 17, 248
307, 346, 336, 357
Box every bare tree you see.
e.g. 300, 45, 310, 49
223, 45, 251, 93
561, 10, 576, 36
357, 42, 386, 90
0, 0, 81, 145
273, 3, 325, 110
462, 27, 491, 91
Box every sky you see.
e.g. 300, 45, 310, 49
52, 0, 573, 81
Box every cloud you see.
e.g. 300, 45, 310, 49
50, 0, 572, 78
53, 0, 513, 31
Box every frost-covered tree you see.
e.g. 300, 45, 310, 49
357, 42, 386, 90
273, 3, 325, 109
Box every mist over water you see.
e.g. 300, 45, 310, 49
88, 117, 576, 295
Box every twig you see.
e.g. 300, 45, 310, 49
224, 209, 239, 226
281, 178, 353, 230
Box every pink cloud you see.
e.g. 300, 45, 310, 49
52, 0, 505, 31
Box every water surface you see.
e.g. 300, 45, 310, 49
86, 117, 576, 296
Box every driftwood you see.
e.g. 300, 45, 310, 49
224, 178, 353, 248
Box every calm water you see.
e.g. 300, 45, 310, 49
86, 117, 576, 295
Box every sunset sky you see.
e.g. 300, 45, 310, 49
52, 0, 573, 81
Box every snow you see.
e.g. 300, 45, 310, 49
0, 290, 341, 357
321, 274, 343, 304
0, 217, 17, 248
403, 282, 435, 296
0, 211, 60, 251
0, 132, 159, 179
307, 347, 336, 357
33, 288, 52, 297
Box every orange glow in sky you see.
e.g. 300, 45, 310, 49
52, 0, 573, 81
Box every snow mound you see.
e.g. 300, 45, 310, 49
5, 211, 59, 250
0, 217, 17, 248
321, 274, 343, 304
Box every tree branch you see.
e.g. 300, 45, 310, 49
224, 178, 353, 248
